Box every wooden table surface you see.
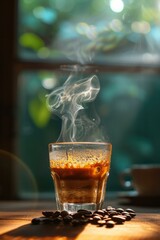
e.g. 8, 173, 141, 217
0, 198, 160, 240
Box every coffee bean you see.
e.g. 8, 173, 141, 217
125, 214, 132, 221
102, 214, 109, 218
63, 215, 73, 223
122, 211, 130, 216
116, 208, 124, 213
92, 216, 101, 224
88, 217, 94, 223
52, 211, 61, 218
108, 210, 118, 217
61, 210, 69, 217
112, 215, 126, 224
77, 209, 92, 215
125, 208, 135, 213
92, 213, 102, 219
103, 217, 112, 222
102, 209, 108, 214
106, 220, 115, 228
84, 213, 93, 218
106, 206, 116, 211
129, 212, 136, 218
103, 214, 109, 218
42, 211, 54, 217
72, 212, 84, 219
31, 217, 41, 224
94, 210, 105, 216
97, 220, 106, 226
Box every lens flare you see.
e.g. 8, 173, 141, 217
0, 149, 38, 200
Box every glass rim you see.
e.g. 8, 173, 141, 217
49, 141, 112, 147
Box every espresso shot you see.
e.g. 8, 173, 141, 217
49, 142, 112, 212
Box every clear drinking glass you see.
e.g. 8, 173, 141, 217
49, 142, 112, 213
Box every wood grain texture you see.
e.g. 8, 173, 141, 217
0, 211, 159, 240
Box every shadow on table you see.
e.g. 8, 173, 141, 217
119, 195, 160, 207
0, 223, 86, 240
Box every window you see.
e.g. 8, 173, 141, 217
18, 0, 160, 65
12, 0, 160, 198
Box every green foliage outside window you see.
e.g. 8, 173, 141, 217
18, 0, 160, 62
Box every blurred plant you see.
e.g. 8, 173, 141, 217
18, 0, 160, 60
28, 90, 51, 128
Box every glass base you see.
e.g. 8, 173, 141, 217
57, 202, 103, 213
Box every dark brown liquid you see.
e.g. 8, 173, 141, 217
50, 162, 110, 204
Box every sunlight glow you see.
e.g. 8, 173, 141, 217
33, 6, 57, 23
42, 77, 58, 89
110, 19, 123, 32
131, 21, 151, 34
110, 0, 124, 13
76, 22, 97, 40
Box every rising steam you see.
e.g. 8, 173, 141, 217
46, 66, 105, 142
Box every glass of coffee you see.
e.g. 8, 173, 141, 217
49, 142, 112, 213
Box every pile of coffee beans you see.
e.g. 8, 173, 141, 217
31, 206, 136, 228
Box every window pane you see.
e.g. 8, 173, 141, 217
17, 0, 160, 65
16, 69, 160, 197
16, 70, 63, 198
